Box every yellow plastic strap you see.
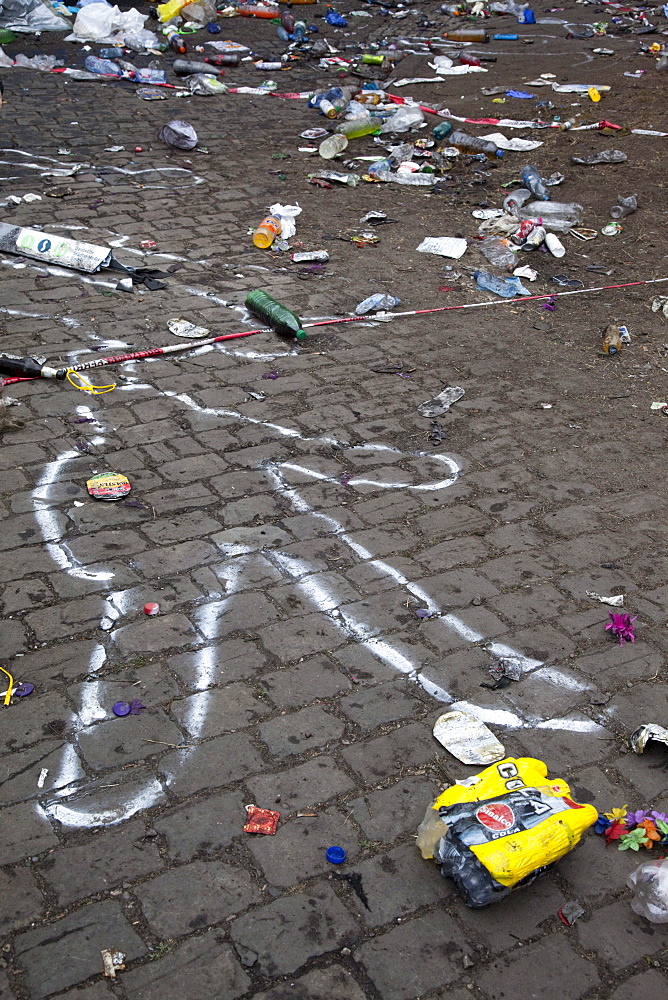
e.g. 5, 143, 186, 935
66, 370, 116, 394
0, 666, 14, 706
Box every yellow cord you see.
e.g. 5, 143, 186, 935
66, 370, 116, 394
0, 666, 14, 706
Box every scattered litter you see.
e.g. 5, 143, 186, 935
417, 757, 596, 906
628, 861, 668, 924
113, 700, 146, 717
167, 318, 210, 339
651, 296, 668, 319
416, 237, 468, 260
37, 768, 49, 789
158, 120, 199, 150
101, 949, 125, 979
326, 845, 347, 864
86, 473, 131, 501
0, 223, 112, 273
587, 591, 624, 607
602, 324, 623, 355
571, 150, 628, 165
144, 602, 160, 616
243, 804, 280, 835
417, 386, 465, 418
558, 900, 585, 926
432, 709, 505, 765
605, 611, 637, 645
355, 293, 400, 315
14, 682, 34, 697
630, 723, 668, 755
488, 657, 522, 683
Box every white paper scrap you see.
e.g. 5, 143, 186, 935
416, 237, 467, 260
480, 132, 544, 151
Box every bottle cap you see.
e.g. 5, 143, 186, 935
495, 150, 504, 158
326, 845, 347, 864
113, 702, 131, 717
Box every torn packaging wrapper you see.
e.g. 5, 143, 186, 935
0, 223, 112, 272
243, 805, 280, 835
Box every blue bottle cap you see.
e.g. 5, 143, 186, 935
326, 845, 347, 864
113, 701, 131, 717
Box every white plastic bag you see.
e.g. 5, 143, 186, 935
268, 202, 302, 240
67, 3, 145, 41
0, 0, 70, 31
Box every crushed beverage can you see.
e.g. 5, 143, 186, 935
291, 251, 330, 262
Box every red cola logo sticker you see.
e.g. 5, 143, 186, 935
475, 802, 515, 832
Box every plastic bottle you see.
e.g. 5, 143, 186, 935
628, 859, 668, 923
173, 58, 222, 76
479, 236, 516, 269
205, 53, 241, 66
433, 120, 452, 140
474, 270, 530, 297
84, 56, 123, 77
503, 188, 531, 215
519, 200, 583, 231
443, 27, 487, 42
245, 289, 306, 340
450, 130, 503, 159
602, 325, 622, 355
319, 134, 348, 159
336, 117, 382, 139
610, 194, 638, 219
164, 24, 187, 54
280, 9, 295, 31
355, 293, 400, 315
521, 165, 550, 201
238, 4, 281, 16
310, 170, 358, 186
309, 86, 344, 119
134, 67, 167, 85
380, 106, 425, 133
459, 53, 481, 67
99, 47, 125, 58
545, 233, 565, 257
252, 215, 282, 248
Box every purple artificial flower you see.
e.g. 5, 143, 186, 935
262, 371, 280, 380
605, 612, 637, 645
542, 296, 556, 311
626, 809, 649, 827
651, 811, 668, 825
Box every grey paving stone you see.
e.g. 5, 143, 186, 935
122, 932, 250, 1000
476, 934, 600, 1000
344, 843, 450, 926
0, 740, 86, 805
76, 710, 186, 771
250, 965, 368, 1000
4, 639, 105, 686
260, 655, 352, 709
354, 910, 468, 1000
245, 756, 354, 815
0, 971, 10, 1000
0, 867, 44, 934
350, 777, 435, 844
259, 705, 346, 757
230, 885, 359, 976
0, 801, 58, 865
1, 693, 79, 752
458, 876, 566, 953
167, 638, 267, 691
159, 732, 265, 796
57, 986, 113, 1000
39, 821, 163, 905
257, 613, 345, 661
135, 860, 260, 938
341, 722, 438, 782
248, 807, 358, 888
111, 614, 200, 654
172, 683, 271, 739
155, 790, 246, 861
14, 900, 146, 999
338, 681, 425, 731
577, 900, 663, 971
607, 970, 668, 1000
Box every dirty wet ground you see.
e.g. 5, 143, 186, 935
1, 1, 668, 998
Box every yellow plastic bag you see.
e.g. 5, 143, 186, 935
157, 0, 193, 23
417, 757, 597, 907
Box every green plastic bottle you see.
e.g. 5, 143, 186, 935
245, 290, 306, 341
433, 121, 452, 141
336, 117, 382, 139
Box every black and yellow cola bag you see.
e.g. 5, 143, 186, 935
417, 757, 597, 907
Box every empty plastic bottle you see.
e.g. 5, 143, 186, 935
503, 188, 531, 215
84, 55, 123, 77
519, 200, 583, 231
474, 270, 531, 297
173, 58, 222, 76
479, 236, 517, 269
355, 293, 400, 315
252, 215, 282, 248
443, 27, 487, 41
571, 149, 627, 165
610, 194, 638, 219
379, 106, 425, 133
204, 52, 241, 66
100, 47, 125, 58
450, 130, 503, 159
309, 86, 345, 119
246, 289, 306, 340
310, 170, 359, 186
318, 134, 348, 159
433, 121, 452, 140
280, 9, 295, 31
521, 165, 550, 201
134, 67, 167, 84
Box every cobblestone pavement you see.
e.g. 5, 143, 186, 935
1, 1, 668, 998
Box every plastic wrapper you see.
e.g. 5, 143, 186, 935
628, 859, 668, 923
417, 756, 597, 907
0, 0, 69, 32
66, 3, 145, 41
158, 120, 198, 150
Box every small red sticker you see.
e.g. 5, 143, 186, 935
475, 802, 515, 832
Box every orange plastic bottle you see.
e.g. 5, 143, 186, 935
239, 3, 280, 17
442, 27, 487, 42
253, 216, 282, 248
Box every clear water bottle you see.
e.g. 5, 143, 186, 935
84, 55, 123, 77
318, 134, 348, 159
628, 860, 668, 923
450, 130, 503, 159
355, 293, 401, 315
474, 270, 530, 298
521, 165, 550, 201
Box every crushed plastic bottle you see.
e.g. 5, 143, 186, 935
628, 859, 668, 923
479, 236, 517, 269
521, 165, 550, 201
474, 269, 531, 298
355, 293, 401, 315
571, 149, 628, 165
84, 55, 123, 77
380, 106, 425, 133
310, 170, 358, 187
610, 194, 638, 219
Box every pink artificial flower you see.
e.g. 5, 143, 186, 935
605, 612, 637, 645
